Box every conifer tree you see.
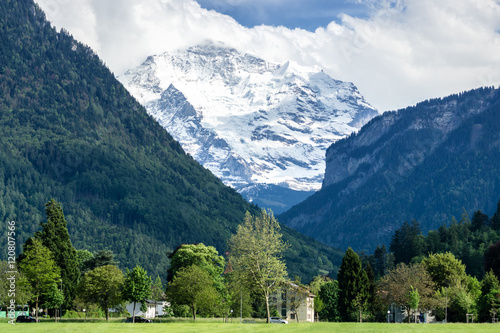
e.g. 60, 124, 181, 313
337, 248, 369, 322
490, 200, 500, 231
389, 220, 424, 264
485, 240, 500, 280
83, 249, 119, 273
471, 210, 489, 232
36, 199, 79, 310
151, 275, 165, 320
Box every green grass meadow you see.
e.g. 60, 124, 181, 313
2, 319, 500, 333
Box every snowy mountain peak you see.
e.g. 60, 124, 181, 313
119, 44, 378, 196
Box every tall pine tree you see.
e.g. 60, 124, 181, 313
338, 248, 369, 322
490, 200, 500, 231
389, 220, 424, 264
36, 199, 79, 310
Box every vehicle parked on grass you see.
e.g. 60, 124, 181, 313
270, 316, 288, 324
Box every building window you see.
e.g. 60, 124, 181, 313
281, 290, 287, 300
281, 304, 287, 318
291, 313, 295, 320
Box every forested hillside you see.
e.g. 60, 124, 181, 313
377, 201, 500, 279
0, 0, 342, 282
280, 87, 500, 252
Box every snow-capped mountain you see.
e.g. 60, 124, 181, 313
119, 42, 377, 209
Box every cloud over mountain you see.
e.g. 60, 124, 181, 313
36, 0, 500, 111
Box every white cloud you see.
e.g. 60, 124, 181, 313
35, 0, 500, 111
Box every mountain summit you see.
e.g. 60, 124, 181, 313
120, 43, 377, 211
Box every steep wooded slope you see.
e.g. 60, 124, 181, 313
0, 0, 342, 281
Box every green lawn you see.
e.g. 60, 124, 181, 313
2, 321, 500, 333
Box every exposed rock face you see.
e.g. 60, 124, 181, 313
279, 87, 500, 251
119, 42, 377, 212
323, 93, 490, 192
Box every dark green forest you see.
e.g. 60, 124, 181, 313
366, 200, 500, 281
0, 0, 342, 283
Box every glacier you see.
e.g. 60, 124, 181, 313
119, 42, 378, 211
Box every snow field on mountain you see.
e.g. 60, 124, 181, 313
120, 43, 377, 192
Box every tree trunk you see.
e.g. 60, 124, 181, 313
359, 308, 362, 323
192, 304, 196, 321
35, 297, 39, 321
265, 293, 270, 323
133, 301, 136, 323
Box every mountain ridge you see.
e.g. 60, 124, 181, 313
279, 86, 500, 252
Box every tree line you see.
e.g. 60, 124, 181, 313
3, 198, 500, 324
316, 200, 500, 323
0, 199, 164, 322
0, 200, 309, 323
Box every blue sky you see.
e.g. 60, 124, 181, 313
195, 0, 369, 31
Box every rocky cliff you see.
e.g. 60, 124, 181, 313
279, 87, 500, 251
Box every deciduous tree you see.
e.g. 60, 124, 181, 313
309, 275, 331, 321
19, 238, 61, 321
0, 262, 32, 312
287, 281, 311, 323
166, 265, 221, 320
75, 249, 94, 274
319, 280, 341, 322
77, 265, 124, 321
378, 263, 436, 321
479, 270, 500, 322
422, 252, 467, 289
408, 286, 420, 323
42, 283, 64, 322
167, 243, 227, 300
123, 265, 152, 323
228, 210, 288, 323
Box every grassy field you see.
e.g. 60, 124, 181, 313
1, 320, 500, 333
